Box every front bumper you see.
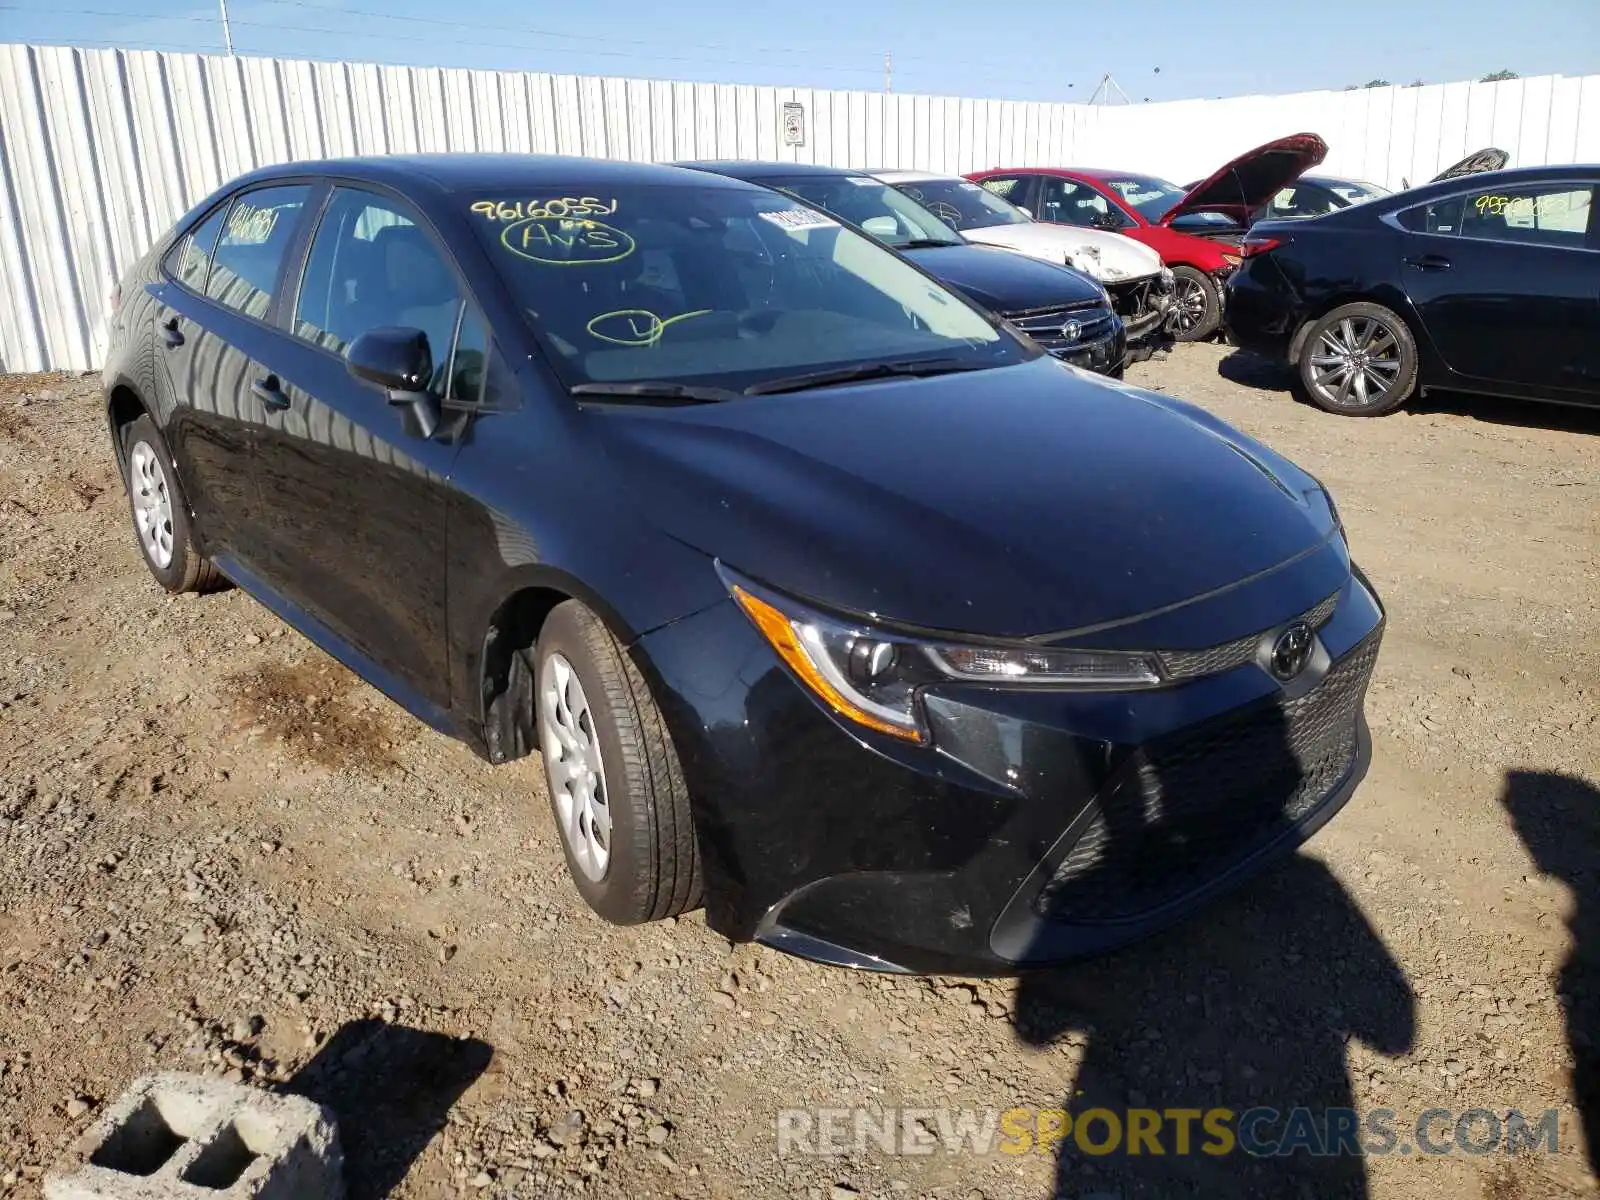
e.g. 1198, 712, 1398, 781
638, 548, 1384, 976
1107, 274, 1174, 348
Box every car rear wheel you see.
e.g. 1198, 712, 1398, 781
120, 415, 222, 593
534, 600, 702, 924
1297, 302, 1418, 416
1169, 266, 1221, 341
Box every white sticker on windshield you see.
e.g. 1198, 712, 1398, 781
958, 182, 985, 192
758, 208, 837, 231
844, 176, 878, 186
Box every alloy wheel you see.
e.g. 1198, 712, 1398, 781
1307, 316, 1403, 409
1171, 276, 1209, 334
538, 651, 612, 881
129, 441, 174, 569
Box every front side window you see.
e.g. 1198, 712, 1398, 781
894, 179, 1031, 232
204, 184, 311, 319
1037, 177, 1119, 227
295, 188, 463, 389
763, 176, 961, 249
1100, 175, 1190, 222
166, 205, 227, 291
1328, 180, 1389, 205
466, 184, 1021, 393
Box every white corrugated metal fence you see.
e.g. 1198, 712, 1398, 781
2, 42, 1598, 372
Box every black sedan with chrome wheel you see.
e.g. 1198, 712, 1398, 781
1225, 164, 1600, 416
104, 153, 1383, 976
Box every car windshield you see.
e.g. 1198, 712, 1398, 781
1329, 180, 1390, 204
888, 179, 1031, 232
465, 184, 1024, 394
1101, 175, 1190, 222
760, 176, 963, 249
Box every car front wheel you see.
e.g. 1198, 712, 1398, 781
1296, 302, 1418, 416
1169, 266, 1221, 341
534, 600, 702, 924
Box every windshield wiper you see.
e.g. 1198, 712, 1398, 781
896, 238, 961, 249
743, 358, 989, 396
570, 381, 740, 404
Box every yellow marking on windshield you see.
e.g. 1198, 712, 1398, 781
502, 217, 636, 265
471, 196, 618, 221
586, 309, 713, 347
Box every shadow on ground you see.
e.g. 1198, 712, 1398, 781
1502, 770, 1600, 1177
1218, 348, 1600, 437
1012, 854, 1415, 1198
285, 1019, 493, 1198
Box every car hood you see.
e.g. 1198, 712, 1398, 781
1168, 133, 1328, 226
901, 242, 1102, 312
1428, 147, 1509, 183
597, 358, 1338, 639
957, 222, 1161, 283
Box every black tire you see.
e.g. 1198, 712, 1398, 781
120, 415, 223, 593
1296, 302, 1419, 417
1170, 266, 1221, 342
534, 600, 701, 924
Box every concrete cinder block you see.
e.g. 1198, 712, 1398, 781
45, 1072, 343, 1199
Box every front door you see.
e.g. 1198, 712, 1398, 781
1399, 179, 1599, 397
246, 186, 469, 707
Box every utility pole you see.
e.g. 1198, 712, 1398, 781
219, 0, 235, 55
884, 51, 892, 94
1087, 72, 1132, 106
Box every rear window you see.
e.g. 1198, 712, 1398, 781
204, 185, 311, 319
165, 206, 227, 291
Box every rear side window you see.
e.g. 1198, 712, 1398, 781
294, 188, 462, 381
1456, 183, 1594, 246
1397, 197, 1464, 235
165, 206, 227, 291
204, 185, 311, 319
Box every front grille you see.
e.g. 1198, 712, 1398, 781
1160, 589, 1339, 681
1007, 302, 1117, 354
1034, 627, 1381, 924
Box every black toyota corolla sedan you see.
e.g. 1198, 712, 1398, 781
1226, 165, 1598, 416
678, 160, 1127, 375
104, 154, 1384, 975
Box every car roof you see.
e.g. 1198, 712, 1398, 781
867, 169, 955, 183
677, 159, 867, 181
227, 153, 758, 195
1388, 162, 1597, 203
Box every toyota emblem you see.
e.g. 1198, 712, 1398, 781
1269, 622, 1315, 681
1060, 319, 1083, 343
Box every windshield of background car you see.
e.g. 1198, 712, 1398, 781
763, 176, 962, 248
465, 185, 1022, 390
1330, 180, 1389, 204
893, 179, 1031, 231
1102, 175, 1191, 222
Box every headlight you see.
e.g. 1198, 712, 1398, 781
723, 568, 1163, 743
1221, 253, 1241, 267
1159, 266, 1175, 287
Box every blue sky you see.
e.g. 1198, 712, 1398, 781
3, 0, 1596, 102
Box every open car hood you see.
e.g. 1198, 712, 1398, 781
1165, 133, 1328, 226
1428, 148, 1509, 183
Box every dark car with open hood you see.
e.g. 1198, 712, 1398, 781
102, 154, 1384, 975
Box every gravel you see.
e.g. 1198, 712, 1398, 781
0, 354, 1596, 1199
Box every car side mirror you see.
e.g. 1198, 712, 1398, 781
346, 326, 442, 438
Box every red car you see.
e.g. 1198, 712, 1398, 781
968, 133, 1327, 341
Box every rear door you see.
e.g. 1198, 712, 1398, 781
247, 184, 472, 708
151, 183, 314, 566
1396, 179, 1599, 396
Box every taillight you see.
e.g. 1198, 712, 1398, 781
1240, 235, 1283, 259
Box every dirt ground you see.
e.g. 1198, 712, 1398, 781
0, 345, 1596, 1200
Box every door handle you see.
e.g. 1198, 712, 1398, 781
160, 317, 184, 348
251, 375, 291, 410
1404, 253, 1452, 271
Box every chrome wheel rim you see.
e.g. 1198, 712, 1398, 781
129, 441, 174, 568
538, 652, 611, 881
1172, 276, 1209, 333
1308, 316, 1403, 408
